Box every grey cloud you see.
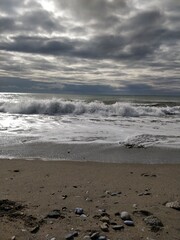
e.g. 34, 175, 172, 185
0, 0, 22, 14
0, 0, 179, 95
20, 9, 63, 33
56, 0, 128, 22
0, 17, 15, 33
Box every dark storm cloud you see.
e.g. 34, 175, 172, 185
0, 0, 179, 95
0, 36, 75, 55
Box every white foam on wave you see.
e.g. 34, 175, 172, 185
0, 99, 180, 117
121, 134, 180, 148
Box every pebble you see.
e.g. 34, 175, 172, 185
65, 231, 78, 239
83, 235, 91, 240
47, 210, 61, 219
133, 204, 138, 208
112, 225, 124, 230
85, 197, 93, 202
90, 232, 99, 239
138, 191, 151, 196
62, 195, 67, 200
83, 236, 91, 240
100, 222, 109, 232
120, 211, 131, 220
75, 207, 84, 215
30, 225, 40, 234
11, 237, 16, 240
98, 236, 107, 240
100, 216, 110, 223
110, 192, 121, 196
124, 220, 134, 226
165, 201, 180, 210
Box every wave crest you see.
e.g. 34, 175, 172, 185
0, 99, 180, 117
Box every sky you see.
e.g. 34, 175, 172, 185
0, 0, 180, 95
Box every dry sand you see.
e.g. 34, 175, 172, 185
0, 159, 180, 240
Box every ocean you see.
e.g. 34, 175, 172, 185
0, 92, 180, 162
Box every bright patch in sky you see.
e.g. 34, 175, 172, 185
38, 0, 55, 12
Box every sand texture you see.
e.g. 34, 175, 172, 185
0, 159, 180, 240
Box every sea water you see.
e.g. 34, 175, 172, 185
0, 93, 180, 160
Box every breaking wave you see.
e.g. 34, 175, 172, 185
0, 99, 180, 117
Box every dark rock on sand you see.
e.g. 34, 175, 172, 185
46, 210, 61, 219
75, 207, 84, 215
112, 224, 124, 230
141, 173, 157, 177
144, 215, 163, 232
90, 232, 100, 239
124, 220, 134, 226
30, 225, 40, 234
0, 199, 24, 217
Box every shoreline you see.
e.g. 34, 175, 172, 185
1, 143, 180, 164
0, 159, 180, 239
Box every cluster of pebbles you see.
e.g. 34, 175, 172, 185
1, 198, 179, 240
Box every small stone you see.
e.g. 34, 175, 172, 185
98, 236, 107, 240
50, 238, 56, 240
80, 214, 87, 219
75, 207, 84, 215
98, 208, 106, 213
62, 195, 67, 200
100, 216, 110, 223
144, 215, 163, 232
90, 232, 99, 239
165, 201, 180, 210
47, 210, 61, 218
30, 225, 39, 234
133, 204, 138, 208
100, 223, 109, 232
112, 225, 124, 230
62, 207, 67, 211
65, 231, 78, 239
138, 191, 151, 196
86, 197, 93, 202
120, 211, 131, 220
83, 236, 91, 240
11, 236, 16, 240
124, 220, 134, 226
110, 192, 118, 196
105, 190, 110, 195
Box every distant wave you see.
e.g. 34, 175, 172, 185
0, 99, 180, 117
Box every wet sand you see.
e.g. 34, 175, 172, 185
0, 159, 180, 240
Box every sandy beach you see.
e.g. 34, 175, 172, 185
0, 159, 180, 240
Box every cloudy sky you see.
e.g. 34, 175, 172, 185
0, 0, 180, 95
